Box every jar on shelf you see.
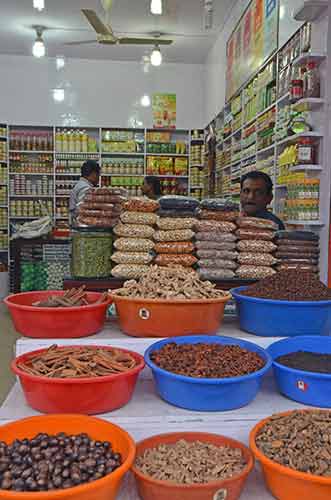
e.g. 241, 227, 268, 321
297, 138, 316, 165
290, 79, 303, 102
306, 62, 320, 98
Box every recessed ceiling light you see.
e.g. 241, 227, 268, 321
141, 95, 151, 107
151, 46, 162, 66
151, 0, 162, 15
33, 0, 45, 11
53, 89, 65, 102
56, 56, 65, 70
32, 27, 46, 58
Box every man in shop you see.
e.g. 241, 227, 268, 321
142, 176, 162, 200
69, 160, 100, 227
240, 171, 285, 230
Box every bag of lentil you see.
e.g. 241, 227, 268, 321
154, 229, 194, 242
114, 238, 155, 252
111, 252, 154, 265
197, 259, 237, 270
237, 252, 278, 266
195, 220, 237, 233
158, 208, 197, 218
154, 242, 195, 254
111, 264, 150, 279
197, 249, 238, 260
236, 228, 274, 241
196, 209, 239, 222
195, 232, 237, 243
195, 240, 237, 251
200, 199, 239, 211
276, 263, 319, 273
198, 268, 235, 280
124, 197, 159, 213
114, 223, 155, 239
157, 218, 196, 230
120, 211, 158, 226
159, 195, 200, 211
155, 254, 198, 267
237, 217, 277, 231
275, 230, 319, 241
237, 240, 277, 253
236, 265, 276, 279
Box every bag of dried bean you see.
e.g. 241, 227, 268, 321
154, 254, 198, 267
195, 240, 237, 251
111, 264, 150, 279
236, 265, 276, 279
237, 252, 278, 266
196, 209, 239, 222
154, 242, 195, 254
237, 240, 277, 253
197, 259, 237, 270
111, 252, 154, 265
124, 197, 159, 213
198, 268, 235, 280
275, 230, 319, 241
195, 220, 237, 233
154, 229, 194, 242
114, 223, 155, 239
237, 216, 277, 231
157, 218, 196, 230
276, 239, 319, 248
159, 195, 199, 211
157, 209, 197, 218
276, 263, 319, 273
114, 238, 155, 252
236, 228, 274, 241
120, 211, 158, 226
197, 249, 238, 260
195, 232, 237, 243
200, 199, 239, 211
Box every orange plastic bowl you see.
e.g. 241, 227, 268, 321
112, 294, 232, 337
250, 410, 331, 500
131, 432, 254, 500
0, 414, 135, 500
4, 291, 112, 338
12, 345, 145, 414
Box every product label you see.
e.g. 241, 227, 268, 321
298, 147, 312, 162
213, 489, 228, 500
297, 380, 308, 391
139, 308, 150, 320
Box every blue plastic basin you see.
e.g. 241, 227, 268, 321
232, 286, 331, 337
144, 335, 272, 412
268, 336, 331, 408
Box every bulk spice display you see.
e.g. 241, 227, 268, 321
0, 432, 122, 491
150, 343, 266, 378
17, 345, 137, 378
32, 287, 109, 307
135, 440, 247, 484
276, 351, 331, 374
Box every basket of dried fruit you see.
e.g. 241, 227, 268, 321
132, 432, 254, 500
12, 345, 145, 414
250, 409, 331, 500
111, 266, 231, 337
4, 287, 112, 338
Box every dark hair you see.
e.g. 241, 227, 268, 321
241, 171, 273, 195
81, 160, 100, 178
145, 176, 161, 196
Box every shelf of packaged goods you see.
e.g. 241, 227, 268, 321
0, 205, 7, 208
9, 172, 53, 176
55, 173, 80, 176
0, 183, 8, 186
145, 153, 188, 157
294, 0, 328, 22
276, 131, 323, 147
255, 102, 277, 120
257, 144, 275, 155
9, 150, 54, 154
152, 175, 189, 178
190, 138, 204, 143
0, 161, 7, 164
244, 116, 257, 129
10, 216, 41, 220
290, 164, 323, 172
56, 216, 68, 219
56, 152, 99, 156
10, 195, 53, 198
101, 152, 143, 156
241, 152, 256, 162
191, 164, 205, 168
275, 184, 288, 189
190, 185, 204, 189
276, 92, 290, 105
56, 195, 70, 198
286, 220, 324, 226
293, 53, 327, 66
101, 173, 144, 177
292, 97, 325, 111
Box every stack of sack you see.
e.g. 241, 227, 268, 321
111, 197, 159, 279
275, 230, 320, 274
195, 199, 239, 280
154, 196, 198, 269
236, 217, 277, 279
77, 187, 126, 228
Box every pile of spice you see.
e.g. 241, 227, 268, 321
154, 196, 198, 269
276, 351, 331, 374
112, 266, 229, 300
275, 230, 320, 274
195, 199, 239, 280
240, 269, 331, 301
135, 439, 247, 484
112, 197, 159, 279
255, 410, 331, 476
17, 345, 138, 378
236, 217, 277, 280
32, 287, 108, 308
150, 343, 266, 378
0, 432, 121, 491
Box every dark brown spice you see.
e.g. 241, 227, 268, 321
276, 351, 331, 374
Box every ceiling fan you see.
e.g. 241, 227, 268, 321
66, 2, 173, 47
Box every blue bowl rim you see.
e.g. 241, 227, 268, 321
145, 335, 272, 385
268, 336, 331, 380
231, 286, 331, 306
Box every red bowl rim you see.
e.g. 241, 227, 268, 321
0, 414, 136, 499
4, 291, 112, 312
112, 293, 232, 305
12, 345, 145, 385
131, 431, 254, 489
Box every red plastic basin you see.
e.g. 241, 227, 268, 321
12, 345, 145, 414
4, 291, 112, 338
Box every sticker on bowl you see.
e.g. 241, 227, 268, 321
297, 380, 308, 391
213, 489, 227, 500
139, 308, 150, 320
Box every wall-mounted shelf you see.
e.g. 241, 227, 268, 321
293, 1, 328, 22
293, 53, 326, 66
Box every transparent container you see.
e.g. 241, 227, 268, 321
71, 228, 112, 278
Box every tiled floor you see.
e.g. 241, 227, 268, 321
0, 305, 20, 404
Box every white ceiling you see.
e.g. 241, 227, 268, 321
0, 0, 234, 64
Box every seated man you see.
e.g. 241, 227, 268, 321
240, 171, 285, 230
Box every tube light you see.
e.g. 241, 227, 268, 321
33, 0, 45, 11
32, 39, 46, 58
151, 46, 162, 66
151, 0, 162, 15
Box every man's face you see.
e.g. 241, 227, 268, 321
240, 178, 272, 216
89, 172, 100, 187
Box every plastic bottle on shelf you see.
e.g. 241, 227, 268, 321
306, 62, 320, 98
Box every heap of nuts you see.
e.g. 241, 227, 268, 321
0, 432, 122, 492
150, 343, 266, 378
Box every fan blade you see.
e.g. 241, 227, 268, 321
118, 38, 173, 45
81, 9, 113, 36
64, 40, 97, 46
